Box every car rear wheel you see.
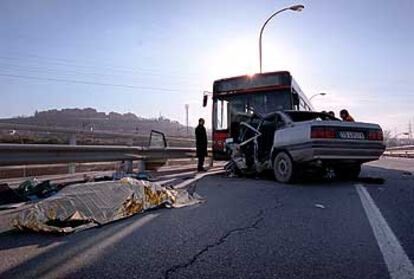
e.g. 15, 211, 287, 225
273, 152, 296, 183
335, 164, 361, 180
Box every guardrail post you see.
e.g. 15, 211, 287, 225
127, 138, 134, 146
137, 160, 145, 173
126, 160, 134, 173
68, 135, 77, 174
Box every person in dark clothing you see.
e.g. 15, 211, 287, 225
195, 118, 208, 171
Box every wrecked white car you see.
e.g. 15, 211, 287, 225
227, 111, 386, 183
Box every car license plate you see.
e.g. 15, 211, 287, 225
339, 131, 365, 139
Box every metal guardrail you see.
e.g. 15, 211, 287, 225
383, 149, 414, 158
3, 142, 411, 167
0, 143, 210, 166
0, 122, 197, 143
386, 145, 414, 151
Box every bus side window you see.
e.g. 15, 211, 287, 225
214, 99, 229, 130
292, 93, 300, 110
299, 98, 309, 111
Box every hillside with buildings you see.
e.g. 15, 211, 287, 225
0, 108, 197, 145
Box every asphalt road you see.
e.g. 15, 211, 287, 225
0, 158, 413, 279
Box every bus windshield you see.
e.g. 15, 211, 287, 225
214, 90, 292, 130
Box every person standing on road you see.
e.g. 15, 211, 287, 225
340, 109, 355, 122
195, 118, 208, 172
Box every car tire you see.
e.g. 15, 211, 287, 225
273, 152, 296, 183
335, 164, 361, 180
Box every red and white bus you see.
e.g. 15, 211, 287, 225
203, 71, 313, 160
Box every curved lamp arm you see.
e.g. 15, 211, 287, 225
259, 5, 304, 73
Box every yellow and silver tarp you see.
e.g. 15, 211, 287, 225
12, 177, 202, 234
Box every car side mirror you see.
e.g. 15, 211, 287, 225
149, 130, 167, 148
203, 95, 208, 107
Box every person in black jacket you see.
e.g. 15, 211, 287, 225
195, 118, 208, 171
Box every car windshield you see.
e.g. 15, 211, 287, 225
284, 111, 338, 122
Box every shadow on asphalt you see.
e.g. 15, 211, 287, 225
221, 170, 385, 187
0, 229, 62, 251
0, 211, 161, 278
356, 177, 385, 184
0, 206, 167, 252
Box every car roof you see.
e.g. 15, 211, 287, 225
261, 110, 317, 117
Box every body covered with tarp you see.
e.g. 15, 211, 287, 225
12, 177, 202, 234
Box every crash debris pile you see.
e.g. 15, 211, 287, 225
0, 183, 25, 205
0, 179, 58, 207
12, 177, 202, 234
15, 178, 59, 200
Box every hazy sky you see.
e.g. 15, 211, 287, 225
0, 0, 413, 133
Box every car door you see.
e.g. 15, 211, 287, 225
258, 114, 284, 162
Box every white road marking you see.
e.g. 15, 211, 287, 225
173, 168, 225, 189
355, 184, 414, 279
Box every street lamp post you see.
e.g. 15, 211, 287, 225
309, 92, 327, 101
259, 4, 304, 73
185, 104, 189, 135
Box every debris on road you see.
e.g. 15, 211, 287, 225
112, 169, 155, 181
12, 177, 203, 234
2, 171, 156, 208
0, 183, 26, 206
16, 179, 58, 201
314, 204, 325, 209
